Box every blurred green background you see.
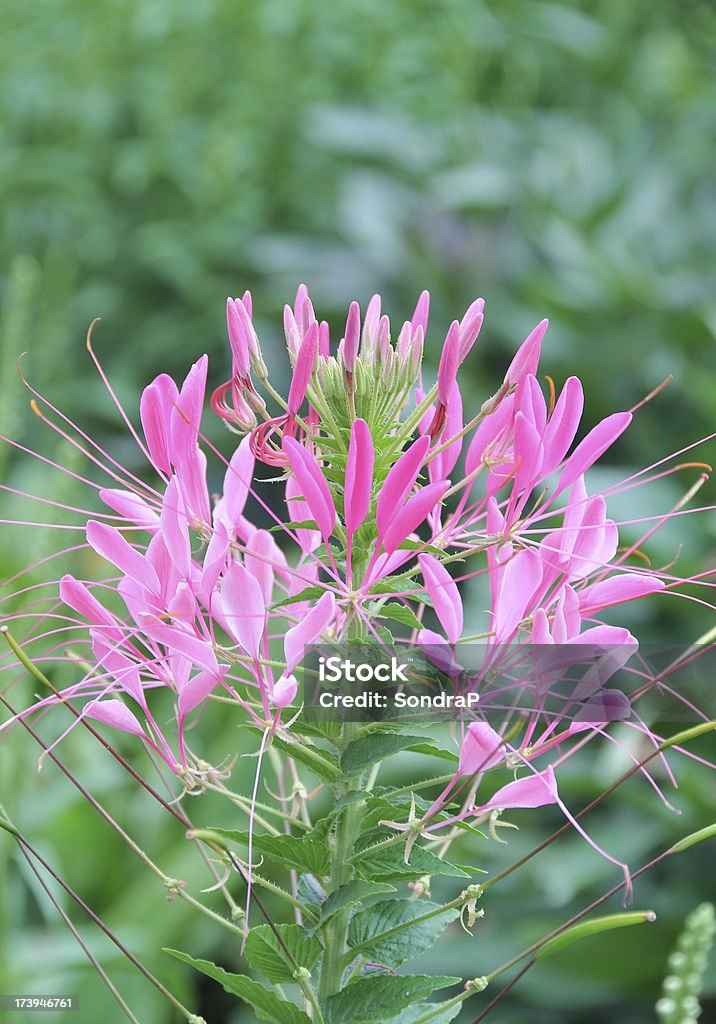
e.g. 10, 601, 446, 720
1, 0, 715, 1021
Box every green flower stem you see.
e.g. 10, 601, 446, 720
318, 719, 366, 1001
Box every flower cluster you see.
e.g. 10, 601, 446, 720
1, 286, 706, 841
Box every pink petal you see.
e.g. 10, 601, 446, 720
286, 475, 321, 553
557, 412, 632, 492
171, 355, 208, 454
140, 373, 178, 474
226, 298, 250, 377
220, 561, 266, 658
85, 699, 146, 737
345, 419, 374, 536
381, 480, 449, 555
100, 489, 160, 530
411, 289, 430, 334
418, 553, 463, 646
176, 447, 211, 527
542, 376, 584, 475
284, 591, 336, 673
287, 321, 318, 415
578, 573, 665, 614
376, 435, 430, 539
504, 319, 548, 387
270, 673, 298, 708
60, 575, 122, 640
459, 721, 505, 775
160, 478, 192, 579
245, 529, 284, 605
342, 301, 361, 373
177, 670, 221, 718
86, 520, 160, 594
492, 548, 543, 641
513, 411, 544, 495
482, 764, 558, 810
282, 437, 336, 542
429, 381, 463, 481
223, 436, 255, 528
459, 298, 485, 361
437, 321, 460, 406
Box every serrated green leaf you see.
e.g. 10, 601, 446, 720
341, 734, 436, 775
348, 899, 459, 967
164, 949, 311, 1024
321, 880, 397, 921
207, 829, 331, 877
323, 974, 460, 1024
356, 839, 470, 880
245, 924, 322, 983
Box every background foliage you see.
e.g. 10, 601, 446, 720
1, 1, 714, 1021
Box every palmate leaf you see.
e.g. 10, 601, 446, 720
348, 899, 459, 968
245, 923, 322, 983
323, 974, 460, 1024
164, 949, 311, 1024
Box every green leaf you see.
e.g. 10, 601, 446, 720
536, 911, 657, 959
245, 924, 322, 984
270, 586, 326, 609
323, 975, 460, 1024
297, 873, 327, 910
208, 829, 331, 877
348, 899, 459, 967
271, 520, 321, 534
321, 880, 397, 921
386, 1003, 462, 1024
268, 734, 342, 783
369, 577, 433, 607
373, 601, 424, 631
356, 839, 470, 880
341, 734, 436, 775
164, 949, 311, 1024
